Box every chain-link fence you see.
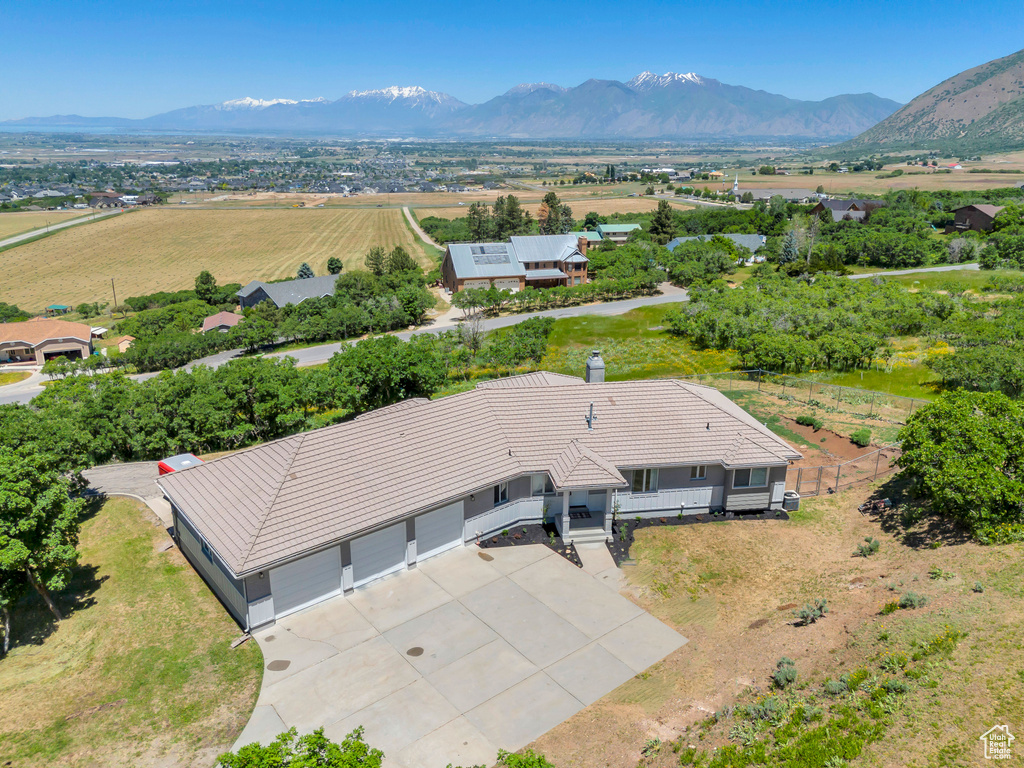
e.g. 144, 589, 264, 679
680, 369, 929, 426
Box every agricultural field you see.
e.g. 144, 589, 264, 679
0, 497, 262, 768
413, 195, 689, 221
0, 210, 87, 240
0, 206, 432, 311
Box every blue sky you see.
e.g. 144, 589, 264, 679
2, 0, 1022, 120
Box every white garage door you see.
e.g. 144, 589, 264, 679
270, 547, 342, 618
416, 501, 464, 561
493, 278, 520, 293
462, 279, 490, 290
351, 523, 407, 588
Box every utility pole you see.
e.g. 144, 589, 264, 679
111, 278, 118, 317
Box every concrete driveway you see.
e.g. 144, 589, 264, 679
236, 544, 686, 768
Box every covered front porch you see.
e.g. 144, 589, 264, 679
553, 487, 615, 544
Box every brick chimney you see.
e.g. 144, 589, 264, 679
577, 235, 588, 255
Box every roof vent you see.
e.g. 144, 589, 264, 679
585, 350, 605, 383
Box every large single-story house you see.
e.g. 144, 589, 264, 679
441, 234, 591, 294
667, 233, 767, 253
595, 223, 641, 243
159, 354, 801, 630
950, 204, 1005, 233
237, 275, 337, 309
0, 317, 93, 364
201, 310, 244, 333
809, 199, 886, 223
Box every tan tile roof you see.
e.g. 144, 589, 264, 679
201, 311, 244, 333
159, 375, 801, 575
475, 371, 582, 389
0, 317, 92, 347
549, 440, 627, 490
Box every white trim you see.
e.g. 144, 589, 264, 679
733, 467, 769, 488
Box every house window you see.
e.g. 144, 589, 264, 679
531, 474, 554, 496
494, 481, 508, 505
200, 540, 214, 563
733, 467, 768, 488
573, 277, 581, 285
631, 468, 658, 494
690, 465, 707, 480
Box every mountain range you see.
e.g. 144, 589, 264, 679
840, 48, 1024, 153
2, 73, 902, 140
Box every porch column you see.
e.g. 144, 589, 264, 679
560, 491, 570, 537
604, 489, 614, 534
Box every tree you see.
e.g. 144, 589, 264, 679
297, 262, 315, 279
466, 202, 492, 240
779, 230, 799, 266
648, 200, 677, 244
384, 245, 419, 274
896, 391, 1024, 535
229, 316, 277, 353
326, 257, 344, 275
194, 270, 218, 304
364, 246, 387, 276
218, 726, 383, 768
0, 447, 86, 633
537, 191, 572, 235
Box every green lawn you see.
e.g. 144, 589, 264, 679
542, 304, 738, 380
0, 498, 263, 768
808, 365, 942, 400
0, 370, 31, 387
878, 267, 1012, 292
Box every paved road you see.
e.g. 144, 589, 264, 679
0, 208, 124, 250
849, 262, 979, 280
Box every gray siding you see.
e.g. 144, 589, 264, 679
724, 466, 788, 511
659, 464, 726, 489
244, 572, 271, 601
175, 510, 247, 625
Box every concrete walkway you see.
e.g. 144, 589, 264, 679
236, 544, 686, 768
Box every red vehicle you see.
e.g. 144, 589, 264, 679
157, 453, 203, 475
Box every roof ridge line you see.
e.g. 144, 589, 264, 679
238, 432, 308, 569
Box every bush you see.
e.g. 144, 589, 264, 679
898, 592, 929, 609
855, 537, 880, 557
881, 601, 899, 615
794, 598, 829, 625
772, 657, 798, 689
796, 413, 824, 431
850, 428, 872, 447
823, 679, 848, 696
973, 581, 985, 593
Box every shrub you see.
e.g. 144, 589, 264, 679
881, 601, 899, 615
773, 657, 798, 689
796, 413, 824, 431
677, 745, 702, 765
850, 428, 872, 447
794, 598, 829, 625
879, 652, 908, 673
898, 592, 928, 609
823, 679, 848, 696
855, 537, 880, 557
928, 565, 954, 580
973, 581, 985, 593
843, 668, 871, 691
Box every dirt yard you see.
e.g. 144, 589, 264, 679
527, 483, 1024, 767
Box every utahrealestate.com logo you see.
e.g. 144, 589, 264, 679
980, 725, 1015, 760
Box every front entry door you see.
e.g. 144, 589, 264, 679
568, 489, 589, 508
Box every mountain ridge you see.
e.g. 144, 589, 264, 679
839, 48, 1024, 153
3, 72, 902, 140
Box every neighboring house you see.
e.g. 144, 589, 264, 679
115, 335, 136, 354
236, 275, 337, 309
570, 230, 603, 245
158, 356, 801, 630
441, 234, 591, 294
595, 223, 641, 243
0, 317, 93, 364
666, 233, 767, 254
808, 199, 886, 223
745, 188, 816, 203
951, 204, 1005, 232
201, 311, 244, 333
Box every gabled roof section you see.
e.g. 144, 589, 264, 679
236, 276, 336, 307
549, 441, 628, 490
475, 371, 582, 389
0, 317, 92, 346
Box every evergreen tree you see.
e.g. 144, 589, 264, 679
297, 262, 314, 279
326, 257, 344, 275
467, 202, 492, 240
384, 246, 418, 274
194, 270, 217, 304
364, 246, 386, 276
648, 200, 677, 244
779, 230, 799, 266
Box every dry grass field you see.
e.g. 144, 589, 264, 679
0, 207, 431, 310
0, 210, 88, 240
414, 195, 689, 220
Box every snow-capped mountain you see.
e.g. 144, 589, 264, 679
5, 74, 902, 139
626, 71, 707, 91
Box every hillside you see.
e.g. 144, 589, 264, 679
840, 48, 1024, 153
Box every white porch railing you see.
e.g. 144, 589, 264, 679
464, 497, 546, 541
616, 486, 716, 515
